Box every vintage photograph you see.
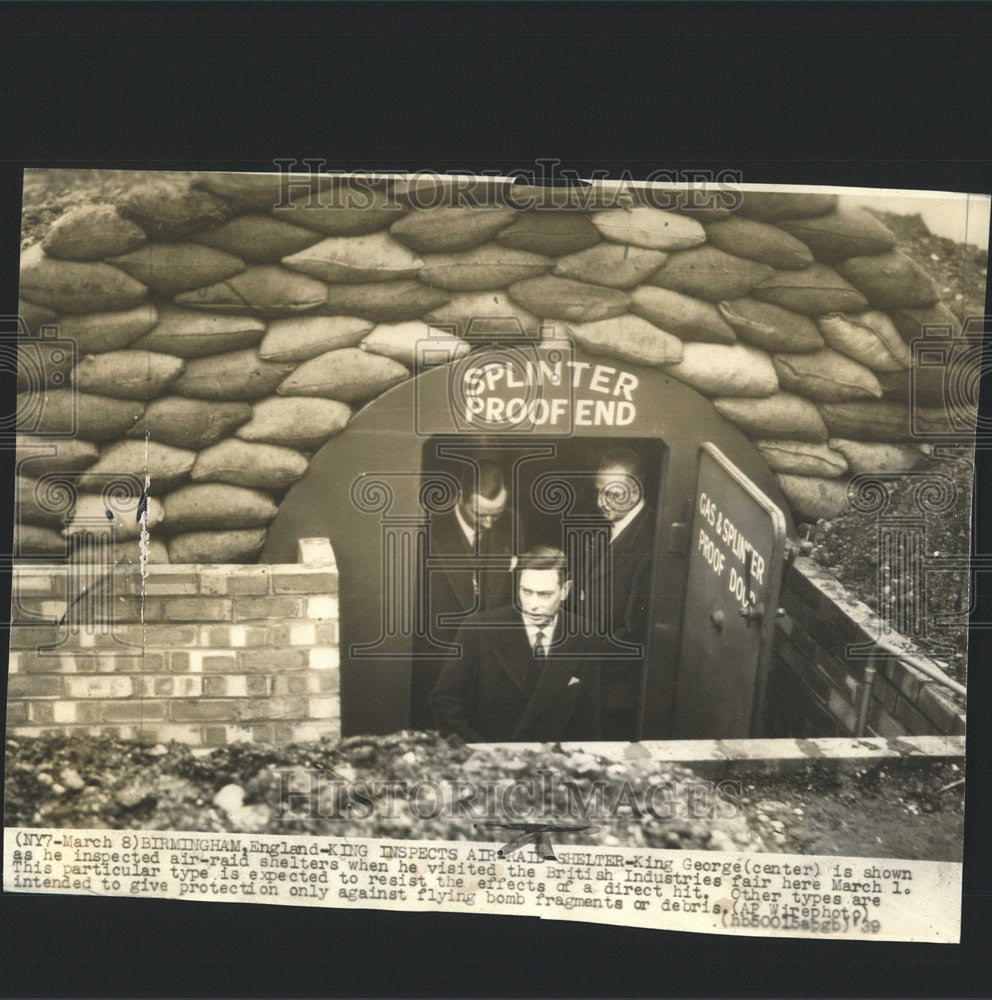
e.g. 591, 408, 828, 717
4, 169, 986, 937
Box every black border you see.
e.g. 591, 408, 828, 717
2, 3, 991, 996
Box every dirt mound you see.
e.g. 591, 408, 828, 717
5, 734, 964, 861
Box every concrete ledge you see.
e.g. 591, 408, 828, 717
475, 736, 966, 772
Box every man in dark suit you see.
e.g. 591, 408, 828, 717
410, 460, 522, 729
579, 447, 654, 740
430, 546, 601, 743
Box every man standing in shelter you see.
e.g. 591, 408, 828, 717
578, 447, 654, 740
430, 546, 601, 742
410, 459, 522, 729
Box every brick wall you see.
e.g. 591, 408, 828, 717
767, 556, 965, 737
6, 539, 341, 747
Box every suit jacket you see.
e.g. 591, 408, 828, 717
422, 507, 520, 630
409, 507, 521, 730
579, 505, 654, 649
430, 607, 602, 743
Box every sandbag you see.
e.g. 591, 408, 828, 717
191, 438, 309, 489
424, 291, 541, 340
889, 302, 962, 341
816, 400, 914, 442
508, 275, 630, 323
777, 209, 897, 262
192, 213, 324, 263
162, 483, 277, 533
17, 475, 74, 528
772, 348, 883, 402
663, 343, 778, 397
391, 176, 510, 209
42, 203, 147, 261
630, 286, 736, 344
816, 311, 911, 372
168, 528, 268, 564
57, 304, 159, 354
716, 298, 823, 352
117, 180, 234, 239
235, 396, 350, 450
648, 246, 774, 300
776, 474, 850, 522
875, 365, 950, 408
171, 349, 295, 401
755, 440, 848, 478
360, 322, 470, 366
133, 305, 266, 358
66, 492, 165, 539
193, 172, 290, 208
17, 339, 74, 392
17, 436, 99, 476
703, 217, 815, 270
17, 390, 144, 441
81, 440, 197, 494
552, 243, 667, 289
174, 265, 328, 317
736, 191, 838, 222
835, 251, 941, 308
73, 536, 170, 565
828, 438, 922, 474
277, 347, 408, 403
494, 211, 601, 256
15, 523, 68, 556
108, 243, 246, 296
713, 393, 829, 442
753, 264, 869, 315
19, 298, 58, 335
282, 233, 422, 283
259, 315, 373, 362
323, 280, 450, 322
640, 187, 735, 219
390, 206, 517, 253
72, 350, 185, 400
556, 314, 683, 367
419, 244, 552, 291
272, 187, 406, 236
20, 244, 149, 314
504, 182, 627, 211
134, 396, 252, 449
589, 207, 706, 251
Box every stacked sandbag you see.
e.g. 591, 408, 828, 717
16, 172, 977, 554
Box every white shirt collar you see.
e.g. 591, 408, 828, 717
453, 503, 475, 546
523, 616, 558, 650
610, 498, 645, 543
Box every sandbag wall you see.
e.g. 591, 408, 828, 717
15, 173, 972, 562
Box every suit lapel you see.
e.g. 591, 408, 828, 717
488, 617, 535, 698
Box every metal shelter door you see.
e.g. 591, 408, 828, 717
673, 443, 788, 739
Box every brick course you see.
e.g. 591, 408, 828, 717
6, 547, 341, 746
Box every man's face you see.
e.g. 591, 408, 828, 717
518, 568, 570, 626
595, 465, 641, 523
459, 487, 507, 533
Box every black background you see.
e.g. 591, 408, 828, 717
1, 3, 991, 996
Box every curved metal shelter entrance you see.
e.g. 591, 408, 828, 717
263, 342, 795, 740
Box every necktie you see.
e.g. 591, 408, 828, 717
474, 528, 489, 602
534, 631, 547, 657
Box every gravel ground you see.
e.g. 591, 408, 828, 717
4, 734, 964, 861
806, 449, 973, 684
